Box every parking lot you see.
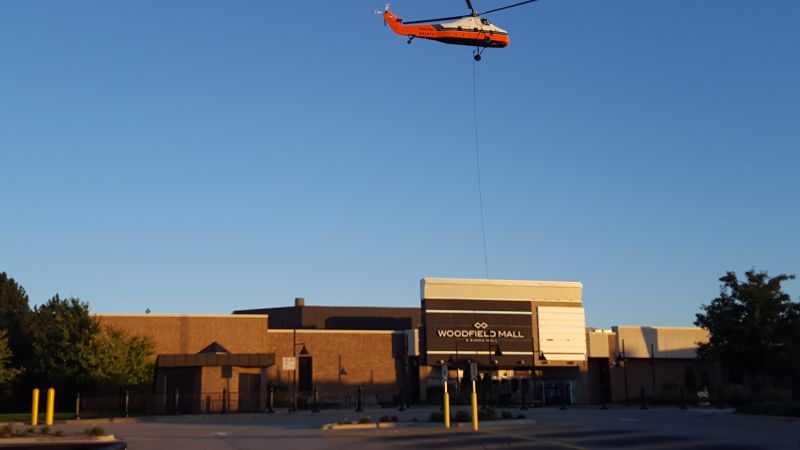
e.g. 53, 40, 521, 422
49, 406, 800, 449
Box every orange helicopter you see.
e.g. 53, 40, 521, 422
381, 0, 539, 60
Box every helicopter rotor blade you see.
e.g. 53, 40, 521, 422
404, 0, 538, 24
403, 14, 470, 25
478, 0, 539, 16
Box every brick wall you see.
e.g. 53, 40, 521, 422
97, 315, 405, 407
265, 330, 401, 404
97, 314, 269, 355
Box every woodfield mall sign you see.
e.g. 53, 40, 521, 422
422, 299, 535, 364
435, 321, 526, 341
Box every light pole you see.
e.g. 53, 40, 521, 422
650, 342, 656, 398
455, 341, 461, 394
485, 343, 502, 408
396, 349, 408, 411
292, 328, 309, 412
616, 339, 629, 407
338, 354, 347, 384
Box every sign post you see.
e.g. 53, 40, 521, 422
470, 362, 479, 431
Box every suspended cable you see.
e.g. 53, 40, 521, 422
472, 59, 490, 279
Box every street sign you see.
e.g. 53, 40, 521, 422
441, 364, 448, 381
282, 356, 296, 371
470, 362, 478, 381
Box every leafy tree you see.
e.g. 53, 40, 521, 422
87, 327, 155, 389
0, 272, 32, 371
695, 269, 799, 399
785, 302, 800, 399
0, 331, 22, 387
29, 295, 100, 389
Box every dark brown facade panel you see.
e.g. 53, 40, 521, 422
235, 305, 421, 330
423, 299, 533, 312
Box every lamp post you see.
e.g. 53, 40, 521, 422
650, 342, 656, 398
537, 353, 546, 407
616, 339, 629, 407
292, 328, 309, 412
447, 354, 458, 396
338, 355, 347, 384
448, 341, 461, 395
397, 349, 408, 411
485, 343, 502, 408
455, 340, 461, 394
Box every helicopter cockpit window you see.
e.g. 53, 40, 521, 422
481, 18, 491, 25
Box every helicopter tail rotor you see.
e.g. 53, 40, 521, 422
375, 4, 389, 26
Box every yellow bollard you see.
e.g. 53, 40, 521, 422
471, 380, 479, 431
31, 389, 40, 426
443, 383, 451, 429
45, 388, 55, 426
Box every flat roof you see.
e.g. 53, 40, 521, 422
422, 277, 583, 288
95, 313, 268, 319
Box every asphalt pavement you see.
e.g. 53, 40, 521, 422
41, 405, 800, 449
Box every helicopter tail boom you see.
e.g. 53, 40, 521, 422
383, 10, 413, 36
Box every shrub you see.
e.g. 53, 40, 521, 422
501, 411, 514, 420
0, 424, 12, 438
84, 426, 105, 437
40, 426, 51, 435
516, 414, 526, 420
53, 430, 65, 437
429, 411, 445, 422
358, 417, 372, 424
721, 384, 750, 406
736, 402, 800, 418
454, 410, 471, 422
336, 420, 352, 425
390, 415, 398, 422
27, 427, 35, 434
477, 408, 496, 421
379, 415, 392, 423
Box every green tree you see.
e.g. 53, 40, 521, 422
0, 272, 32, 371
785, 302, 800, 399
29, 295, 100, 389
0, 331, 22, 387
695, 269, 799, 400
88, 327, 155, 389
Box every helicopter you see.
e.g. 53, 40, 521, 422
381, 0, 539, 60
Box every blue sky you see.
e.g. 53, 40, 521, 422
1, 0, 798, 328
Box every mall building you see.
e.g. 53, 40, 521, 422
97, 277, 714, 413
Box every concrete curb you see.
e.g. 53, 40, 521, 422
322, 418, 536, 431
322, 422, 400, 430
62, 417, 148, 425
0, 434, 117, 444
